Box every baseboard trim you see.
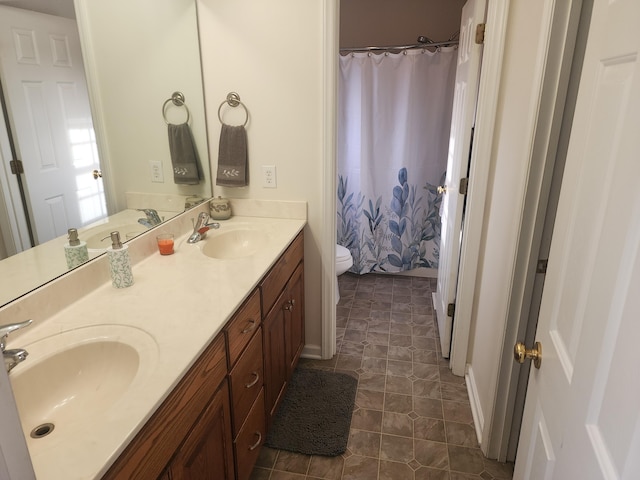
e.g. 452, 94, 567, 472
466, 365, 485, 447
301, 344, 322, 360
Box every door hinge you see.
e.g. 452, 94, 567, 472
537, 259, 548, 274
459, 178, 469, 195
475, 23, 486, 45
9, 159, 24, 174
447, 303, 455, 317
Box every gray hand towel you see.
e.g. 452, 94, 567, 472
216, 124, 248, 187
168, 123, 201, 185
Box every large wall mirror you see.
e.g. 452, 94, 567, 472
0, 0, 212, 307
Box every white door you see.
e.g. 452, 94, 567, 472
0, 6, 106, 246
433, 0, 486, 357
515, 0, 640, 477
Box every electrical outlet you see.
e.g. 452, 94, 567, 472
262, 165, 277, 188
150, 160, 164, 183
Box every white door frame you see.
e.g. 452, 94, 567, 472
321, 0, 339, 360
320, 1, 511, 364
320, 0, 508, 363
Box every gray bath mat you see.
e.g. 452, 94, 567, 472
265, 368, 357, 456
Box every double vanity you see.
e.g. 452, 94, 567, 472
1, 200, 307, 479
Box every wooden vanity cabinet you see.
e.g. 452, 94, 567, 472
102, 232, 304, 480
261, 232, 305, 428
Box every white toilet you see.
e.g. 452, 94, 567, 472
335, 244, 354, 302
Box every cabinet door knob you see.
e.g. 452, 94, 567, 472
249, 431, 262, 451
241, 319, 257, 334
245, 372, 260, 388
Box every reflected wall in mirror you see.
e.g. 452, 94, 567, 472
0, 0, 212, 308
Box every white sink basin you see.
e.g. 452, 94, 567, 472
10, 325, 158, 444
83, 223, 148, 250
200, 227, 267, 259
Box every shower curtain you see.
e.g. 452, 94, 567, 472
337, 47, 457, 274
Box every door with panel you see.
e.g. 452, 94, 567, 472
515, 0, 640, 477
0, 7, 106, 245
433, 0, 486, 357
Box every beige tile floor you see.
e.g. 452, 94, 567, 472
250, 273, 514, 480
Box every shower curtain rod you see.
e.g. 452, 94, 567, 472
339, 39, 459, 54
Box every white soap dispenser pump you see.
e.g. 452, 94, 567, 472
64, 228, 89, 269
105, 231, 134, 288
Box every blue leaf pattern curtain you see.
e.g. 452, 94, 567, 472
337, 48, 457, 274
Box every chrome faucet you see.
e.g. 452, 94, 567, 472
187, 212, 220, 243
1, 319, 32, 373
137, 208, 163, 228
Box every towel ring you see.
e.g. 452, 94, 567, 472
217, 92, 248, 127
163, 91, 190, 125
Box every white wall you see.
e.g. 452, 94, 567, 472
197, 0, 327, 355
77, 0, 210, 212
340, 0, 465, 48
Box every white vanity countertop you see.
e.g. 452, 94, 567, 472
8, 214, 306, 480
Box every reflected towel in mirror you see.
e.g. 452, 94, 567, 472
168, 123, 201, 185
216, 124, 248, 187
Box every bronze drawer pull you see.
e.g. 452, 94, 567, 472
248, 431, 262, 451
245, 372, 260, 388
241, 319, 256, 334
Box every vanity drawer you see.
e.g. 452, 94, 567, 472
229, 327, 264, 435
225, 289, 261, 368
234, 389, 266, 480
260, 232, 303, 315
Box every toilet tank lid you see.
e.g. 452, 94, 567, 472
336, 244, 351, 259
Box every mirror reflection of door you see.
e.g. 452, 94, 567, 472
0, 5, 107, 255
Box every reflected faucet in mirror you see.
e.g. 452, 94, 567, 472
1, 319, 32, 373
137, 209, 163, 228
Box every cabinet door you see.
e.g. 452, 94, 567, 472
169, 380, 235, 480
284, 262, 305, 377
262, 289, 288, 427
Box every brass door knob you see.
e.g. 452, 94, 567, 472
92, 169, 103, 179
514, 341, 542, 369
437, 185, 447, 194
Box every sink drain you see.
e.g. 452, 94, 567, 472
30, 423, 54, 439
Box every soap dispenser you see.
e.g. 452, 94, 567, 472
64, 228, 89, 269
105, 231, 134, 288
